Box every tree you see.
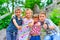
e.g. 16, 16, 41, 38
25, 0, 40, 9
25, 0, 53, 9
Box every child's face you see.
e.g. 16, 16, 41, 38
26, 10, 32, 18
15, 9, 21, 17
39, 14, 46, 22
34, 17, 39, 23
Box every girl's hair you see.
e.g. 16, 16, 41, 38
25, 8, 33, 18
33, 14, 39, 18
39, 11, 46, 16
25, 8, 33, 14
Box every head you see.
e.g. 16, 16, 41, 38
39, 11, 46, 22
33, 14, 39, 23
25, 8, 33, 18
14, 7, 22, 17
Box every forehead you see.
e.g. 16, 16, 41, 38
15, 9, 21, 11
39, 14, 46, 16
33, 17, 39, 19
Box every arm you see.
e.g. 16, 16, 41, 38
47, 19, 60, 33
28, 20, 34, 28
48, 19, 55, 30
13, 19, 22, 30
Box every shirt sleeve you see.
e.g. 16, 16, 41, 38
12, 16, 16, 20
47, 19, 56, 26
47, 19, 60, 33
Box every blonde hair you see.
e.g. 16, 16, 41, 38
25, 8, 33, 18
25, 8, 33, 14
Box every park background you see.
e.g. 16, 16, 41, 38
0, 0, 60, 40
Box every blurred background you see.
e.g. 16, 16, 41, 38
0, 0, 60, 40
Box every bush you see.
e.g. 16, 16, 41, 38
0, 14, 12, 30
50, 9, 60, 26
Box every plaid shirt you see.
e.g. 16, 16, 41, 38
42, 19, 59, 35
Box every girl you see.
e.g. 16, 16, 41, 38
17, 8, 33, 40
6, 7, 23, 40
30, 14, 41, 40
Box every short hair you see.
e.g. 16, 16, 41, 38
39, 11, 46, 16
14, 6, 21, 13
33, 14, 39, 18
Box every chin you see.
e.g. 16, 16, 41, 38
41, 20, 44, 22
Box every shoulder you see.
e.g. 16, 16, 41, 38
12, 15, 17, 19
30, 18, 34, 21
45, 18, 52, 23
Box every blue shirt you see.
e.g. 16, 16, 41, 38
6, 16, 23, 32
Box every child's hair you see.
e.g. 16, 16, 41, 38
25, 8, 33, 18
12, 6, 21, 17
39, 11, 46, 16
14, 6, 21, 13
33, 14, 39, 18
25, 8, 33, 14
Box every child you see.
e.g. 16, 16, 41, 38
39, 11, 60, 40
30, 14, 41, 40
17, 8, 33, 40
6, 7, 23, 40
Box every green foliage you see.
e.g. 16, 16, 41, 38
0, 14, 12, 30
47, 0, 52, 5
0, 0, 8, 5
50, 9, 60, 26
0, 0, 9, 16
25, 0, 40, 9
25, 0, 53, 9
57, 2, 60, 5
0, 7, 8, 16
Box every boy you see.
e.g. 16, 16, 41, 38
6, 7, 23, 40
39, 11, 59, 40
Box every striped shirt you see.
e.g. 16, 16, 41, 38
30, 22, 41, 35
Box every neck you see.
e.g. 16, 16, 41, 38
26, 17, 31, 20
17, 16, 20, 20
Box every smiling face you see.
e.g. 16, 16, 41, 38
25, 9, 33, 18
39, 13, 46, 22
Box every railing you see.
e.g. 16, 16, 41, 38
0, 13, 11, 20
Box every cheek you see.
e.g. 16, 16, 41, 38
16, 13, 20, 16
26, 14, 31, 17
39, 18, 44, 21
34, 19, 38, 22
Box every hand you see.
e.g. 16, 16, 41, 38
35, 22, 40, 26
17, 26, 22, 30
28, 23, 32, 28
49, 26, 55, 30
43, 23, 47, 30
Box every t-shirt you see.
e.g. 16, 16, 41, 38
6, 16, 23, 32
17, 18, 33, 40
23, 18, 33, 25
